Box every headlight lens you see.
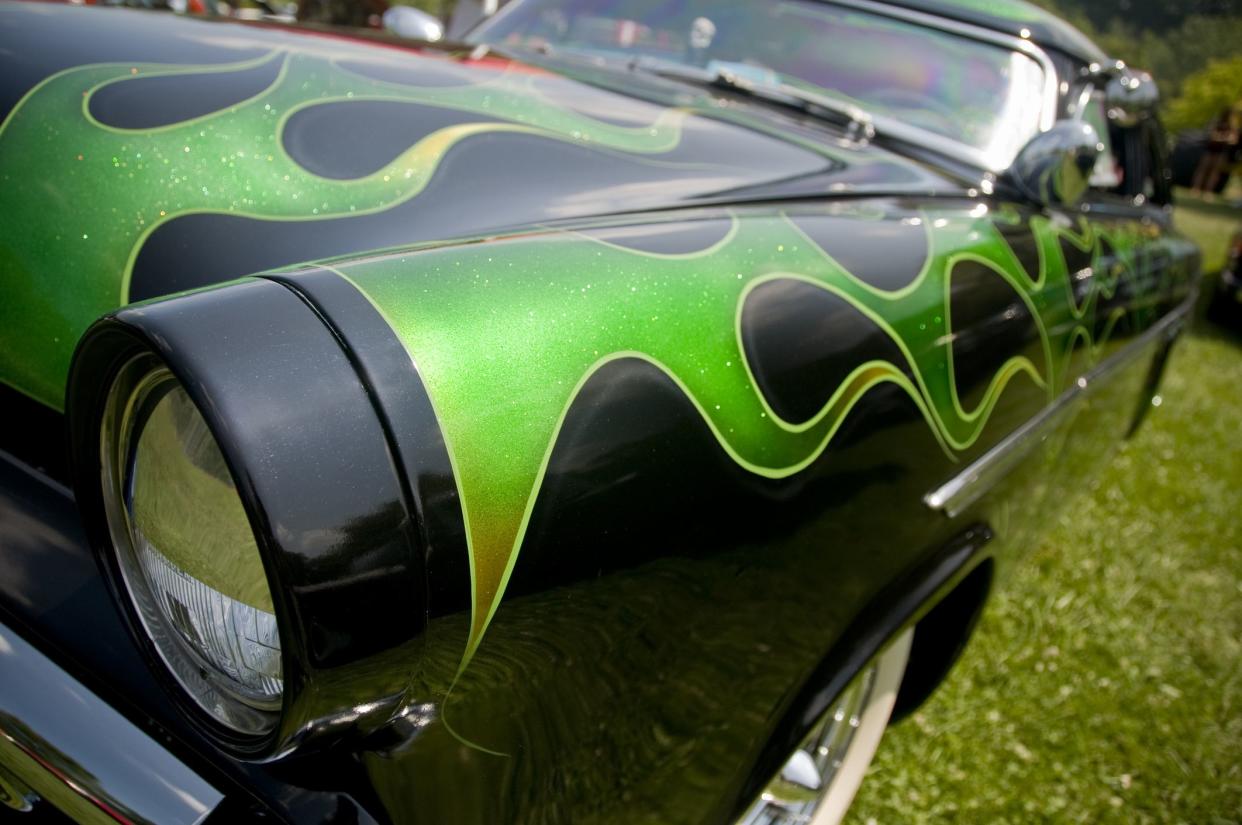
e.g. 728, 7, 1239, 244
101, 356, 281, 736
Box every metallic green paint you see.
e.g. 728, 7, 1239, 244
0, 4, 1202, 818
334, 205, 1179, 660
0, 51, 697, 410
0, 11, 1187, 677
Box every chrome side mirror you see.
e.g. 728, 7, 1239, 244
382, 6, 444, 42
1104, 69, 1159, 126
1006, 121, 1103, 207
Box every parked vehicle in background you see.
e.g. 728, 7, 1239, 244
1209, 230, 1242, 327
0, 1, 1198, 823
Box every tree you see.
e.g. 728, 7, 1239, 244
1027, 1, 1242, 113
1048, 0, 1238, 31
1165, 56, 1242, 133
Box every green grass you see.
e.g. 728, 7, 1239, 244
849, 200, 1242, 824
1175, 190, 1239, 277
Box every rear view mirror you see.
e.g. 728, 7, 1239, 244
1006, 121, 1103, 207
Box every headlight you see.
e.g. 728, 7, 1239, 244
70, 275, 434, 758
100, 354, 281, 736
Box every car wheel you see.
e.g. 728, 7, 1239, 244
741, 629, 913, 825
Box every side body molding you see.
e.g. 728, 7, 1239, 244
0, 621, 222, 824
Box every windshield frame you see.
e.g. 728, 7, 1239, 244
471, 0, 1062, 172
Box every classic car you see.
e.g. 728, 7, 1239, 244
0, 0, 1200, 823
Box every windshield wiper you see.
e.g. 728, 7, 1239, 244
627, 56, 877, 143
475, 41, 993, 172
479, 43, 878, 144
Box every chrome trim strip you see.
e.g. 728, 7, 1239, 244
925, 302, 1190, 518
0, 622, 222, 825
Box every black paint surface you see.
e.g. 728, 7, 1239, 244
789, 213, 929, 291
580, 219, 735, 255
129, 131, 819, 301
948, 260, 1042, 412
283, 101, 505, 180
89, 56, 283, 129
741, 278, 913, 423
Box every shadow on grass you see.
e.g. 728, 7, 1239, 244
1175, 189, 1242, 220
1192, 309, 1242, 348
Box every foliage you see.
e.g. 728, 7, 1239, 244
1062, 0, 1236, 31
1027, 0, 1242, 107
1165, 56, 1242, 133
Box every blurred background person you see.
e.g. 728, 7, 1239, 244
1192, 107, 1241, 197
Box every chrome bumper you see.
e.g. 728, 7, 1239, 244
0, 621, 222, 824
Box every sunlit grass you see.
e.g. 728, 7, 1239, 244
1175, 189, 1239, 276
849, 200, 1242, 824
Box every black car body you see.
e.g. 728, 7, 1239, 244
0, 1, 1200, 822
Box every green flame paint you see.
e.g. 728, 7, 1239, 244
0, 51, 689, 409
0, 48, 1191, 676
332, 206, 1168, 663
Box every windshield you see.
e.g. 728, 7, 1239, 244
471, 0, 1048, 167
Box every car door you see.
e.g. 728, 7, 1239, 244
998, 84, 1201, 542
1065, 85, 1197, 419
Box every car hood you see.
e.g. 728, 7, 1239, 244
0, 2, 957, 409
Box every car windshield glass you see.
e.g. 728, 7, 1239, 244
471, 0, 1048, 167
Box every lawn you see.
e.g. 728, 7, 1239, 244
1175, 192, 1241, 279
848, 195, 1242, 824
